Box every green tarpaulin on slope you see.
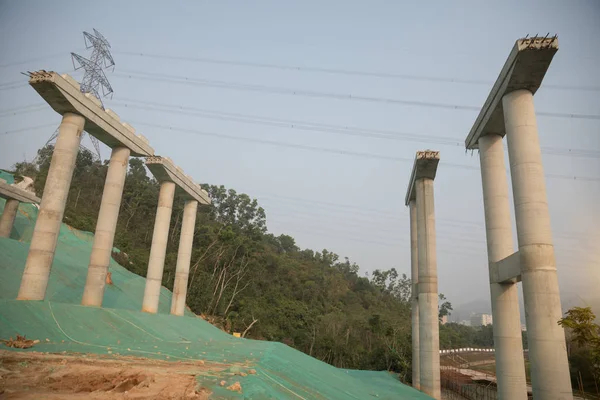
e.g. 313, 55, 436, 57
0, 171, 431, 399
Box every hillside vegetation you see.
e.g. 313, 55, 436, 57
10, 145, 459, 380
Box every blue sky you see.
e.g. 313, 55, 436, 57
1, 0, 599, 313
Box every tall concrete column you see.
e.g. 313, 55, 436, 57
0, 199, 19, 238
503, 89, 572, 399
142, 180, 176, 313
17, 113, 85, 300
415, 178, 440, 399
478, 134, 527, 399
170, 199, 198, 316
409, 199, 420, 390
81, 146, 131, 307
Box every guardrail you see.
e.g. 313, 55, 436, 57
440, 348, 495, 354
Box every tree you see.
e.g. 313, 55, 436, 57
370, 268, 411, 303
277, 234, 297, 253
559, 307, 600, 347
439, 323, 476, 349
438, 293, 453, 321
558, 306, 600, 391
12, 160, 38, 181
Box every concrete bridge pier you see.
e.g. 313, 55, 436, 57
409, 199, 420, 390
504, 89, 572, 399
478, 133, 527, 399
0, 199, 19, 238
416, 177, 441, 399
81, 146, 131, 307
143, 156, 211, 314
18, 71, 154, 302
17, 113, 85, 300
405, 150, 440, 399
170, 199, 198, 316
142, 180, 176, 313
465, 37, 571, 399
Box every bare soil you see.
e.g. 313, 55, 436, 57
0, 350, 219, 399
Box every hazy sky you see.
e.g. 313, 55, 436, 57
1, 1, 599, 313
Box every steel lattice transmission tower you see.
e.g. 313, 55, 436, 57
71, 28, 115, 106
43, 29, 115, 161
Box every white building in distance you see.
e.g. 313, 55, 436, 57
470, 313, 493, 327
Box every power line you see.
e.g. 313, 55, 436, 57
111, 98, 600, 159
115, 51, 491, 85
4, 50, 597, 92
2, 111, 597, 179
0, 123, 593, 254
113, 70, 600, 120
0, 70, 82, 91
114, 70, 481, 111
132, 120, 410, 161
256, 192, 600, 242
264, 204, 597, 260
4, 68, 600, 121
132, 121, 600, 183
0, 104, 47, 117
113, 51, 600, 92
540, 147, 600, 159
266, 219, 486, 257
0, 82, 28, 91
0, 79, 24, 87
0, 52, 70, 69
536, 111, 600, 120
112, 99, 463, 145
267, 208, 598, 256
2, 100, 598, 159
266, 219, 594, 262
131, 119, 478, 166
267, 210, 491, 250
1, 123, 57, 136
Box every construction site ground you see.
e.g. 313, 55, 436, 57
0, 350, 214, 399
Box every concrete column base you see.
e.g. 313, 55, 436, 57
0, 199, 19, 238
17, 113, 85, 301
82, 146, 131, 307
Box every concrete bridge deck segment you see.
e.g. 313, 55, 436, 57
145, 156, 210, 205
404, 150, 440, 206
0, 179, 41, 238
27, 71, 154, 157
465, 36, 558, 150
0, 179, 41, 204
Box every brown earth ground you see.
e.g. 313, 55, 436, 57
0, 350, 235, 399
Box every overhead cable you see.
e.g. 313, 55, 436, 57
113, 70, 600, 120
113, 51, 600, 92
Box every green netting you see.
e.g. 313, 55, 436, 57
0, 198, 183, 314
0, 169, 15, 184
0, 300, 428, 399
0, 172, 431, 399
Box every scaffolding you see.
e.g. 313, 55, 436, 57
439, 351, 530, 400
